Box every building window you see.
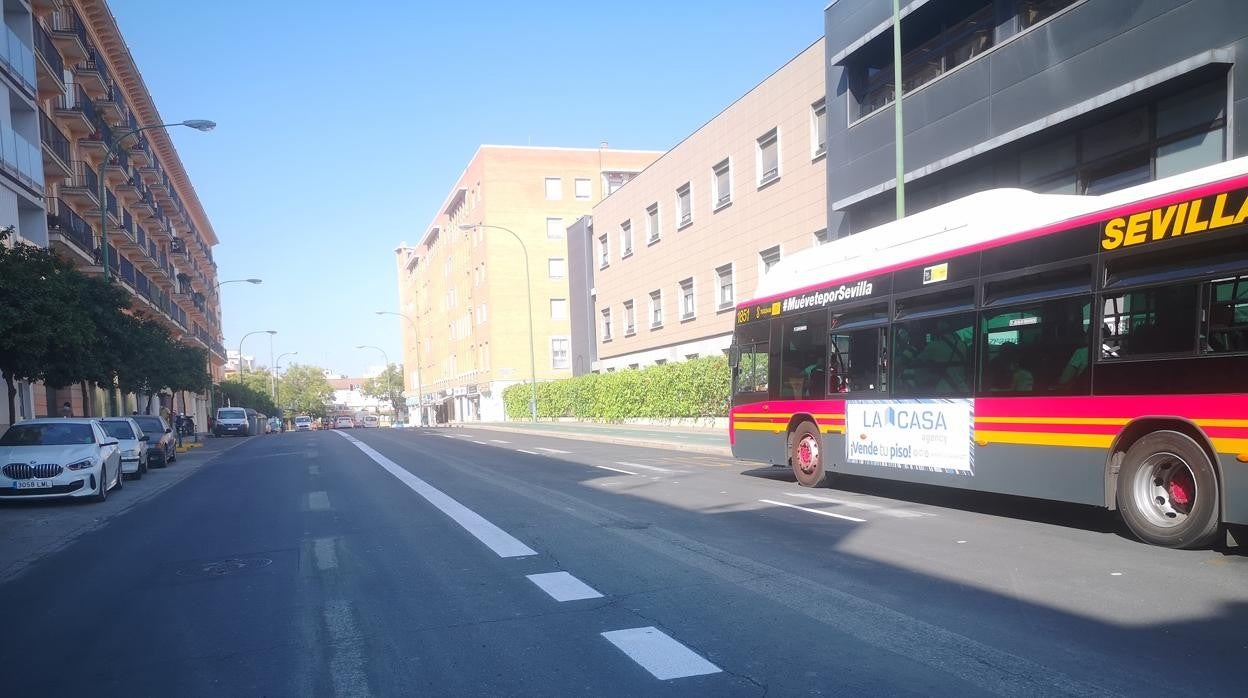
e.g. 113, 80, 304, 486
574, 178, 592, 200
1019, 0, 1079, 29
685, 353, 700, 361
599, 233, 610, 268
759, 245, 781, 276
550, 298, 567, 321
649, 290, 663, 329
545, 177, 562, 200
624, 299, 636, 335
1020, 80, 1227, 196
716, 263, 735, 309
551, 337, 570, 369
476, 304, 488, 324
621, 220, 633, 257
546, 217, 564, 239
812, 99, 827, 158
676, 183, 692, 228
548, 257, 566, 278
646, 204, 660, 244
850, 2, 995, 120
813, 229, 830, 246
757, 128, 780, 186
679, 277, 695, 320
601, 308, 613, 341
712, 159, 731, 208
604, 171, 636, 195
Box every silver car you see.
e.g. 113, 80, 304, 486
0, 418, 123, 502
99, 418, 150, 480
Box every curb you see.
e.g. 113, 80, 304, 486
447, 423, 733, 457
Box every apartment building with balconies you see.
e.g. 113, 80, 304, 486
394, 144, 662, 424
31, 0, 224, 426
581, 39, 827, 372
0, 0, 51, 427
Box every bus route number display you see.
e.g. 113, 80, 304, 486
846, 399, 975, 475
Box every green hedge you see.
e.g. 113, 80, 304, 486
502, 356, 729, 421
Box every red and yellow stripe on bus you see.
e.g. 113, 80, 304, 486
730, 395, 1248, 457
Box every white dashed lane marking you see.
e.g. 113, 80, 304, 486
338, 432, 536, 558
595, 465, 638, 476
614, 461, 678, 473
526, 571, 603, 601
307, 491, 331, 511
472, 440, 489, 445
490, 439, 510, 444
601, 626, 722, 680
536, 447, 572, 454
313, 537, 338, 570
783, 492, 931, 518
515, 449, 539, 455
758, 498, 866, 523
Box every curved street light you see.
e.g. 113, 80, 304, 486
238, 330, 276, 375
459, 223, 537, 422
215, 278, 262, 289
100, 120, 215, 282
375, 310, 422, 425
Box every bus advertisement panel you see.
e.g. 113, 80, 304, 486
729, 159, 1248, 549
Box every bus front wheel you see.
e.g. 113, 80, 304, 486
1116, 430, 1220, 549
790, 422, 827, 488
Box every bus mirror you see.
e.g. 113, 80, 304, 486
728, 346, 741, 367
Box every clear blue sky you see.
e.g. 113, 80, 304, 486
111, 1, 824, 377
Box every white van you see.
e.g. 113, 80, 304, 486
362, 415, 380, 428
214, 407, 250, 436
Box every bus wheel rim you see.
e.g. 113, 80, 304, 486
797, 435, 820, 475
1132, 451, 1196, 528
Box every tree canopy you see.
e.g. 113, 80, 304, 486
360, 363, 404, 416
278, 364, 334, 419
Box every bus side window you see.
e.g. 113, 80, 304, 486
891, 313, 976, 397
733, 342, 769, 395
1204, 275, 1248, 353
829, 328, 886, 394
979, 296, 1091, 395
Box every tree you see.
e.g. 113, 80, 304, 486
277, 364, 334, 419
0, 228, 93, 421
41, 274, 134, 414
219, 376, 277, 416
360, 363, 404, 417
167, 345, 211, 415
115, 316, 175, 413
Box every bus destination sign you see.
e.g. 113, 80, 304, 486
737, 278, 876, 325
1101, 186, 1248, 251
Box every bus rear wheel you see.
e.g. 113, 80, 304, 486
1116, 431, 1220, 549
790, 422, 827, 488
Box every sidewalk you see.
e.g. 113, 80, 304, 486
448, 420, 732, 456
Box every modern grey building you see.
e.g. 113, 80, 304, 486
825, 0, 1246, 235
566, 215, 597, 376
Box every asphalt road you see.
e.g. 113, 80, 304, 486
2, 427, 1244, 696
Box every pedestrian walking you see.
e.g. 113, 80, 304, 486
59, 401, 72, 418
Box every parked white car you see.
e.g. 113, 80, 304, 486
0, 418, 123, 502
99, 418, 149, 480
294, 416, 313, 432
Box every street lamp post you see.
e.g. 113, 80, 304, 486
205, 278, 261, 416
356, 345, 392, 417
268, 333, 277, 400
375, 310, 423, 426
99, 120, 216, 282
238, 330, 276, 375
460, 223, 538, 423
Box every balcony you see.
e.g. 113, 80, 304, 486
39, 111, 71, 179
103, 145, 130, 186
127, 135, 152, 168
45, 198, 97, 265
53, 85, 96, 136
131, 185, 155, 218
78, 118, 111, 160
60, 161, 100, 211
74, 48, 107, 98
113, 209, 139, 252
117, 256, 137, 290
134, 236, 158, 273
105, 188, 119, 226
48, 10, 89, 63
95, 82, 125, 126
33, 23, 64, 98
0, 24, 36, 96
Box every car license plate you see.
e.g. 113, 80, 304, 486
14, 480, 53, 489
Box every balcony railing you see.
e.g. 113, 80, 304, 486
34, 22, 64, 77
104, 243, 119, 274
105, 189, 118, 218
46, 198, 95, 254
50, 9, 89, 48
0, 126, 43, 192
136, 272, 149, 296
119, 257, 135, 286
60, 84, 99, 124
0, 25, 36, 93
122, 209, 134, 235
39, 110, 70, 164
135, 223, 147, 249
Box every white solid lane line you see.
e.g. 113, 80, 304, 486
526, 571, 603, 601
783, 492, 930, 518
615, 461, 676, 473
490, 439, 510, 444
536, 447, 572, 454
601, 626, 722, 680
337, 432, 537, 558
595, 465, 638, 476
515, 449, 539, 455
758, 499, 866, 523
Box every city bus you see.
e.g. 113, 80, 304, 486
729, 157, 1248, 549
